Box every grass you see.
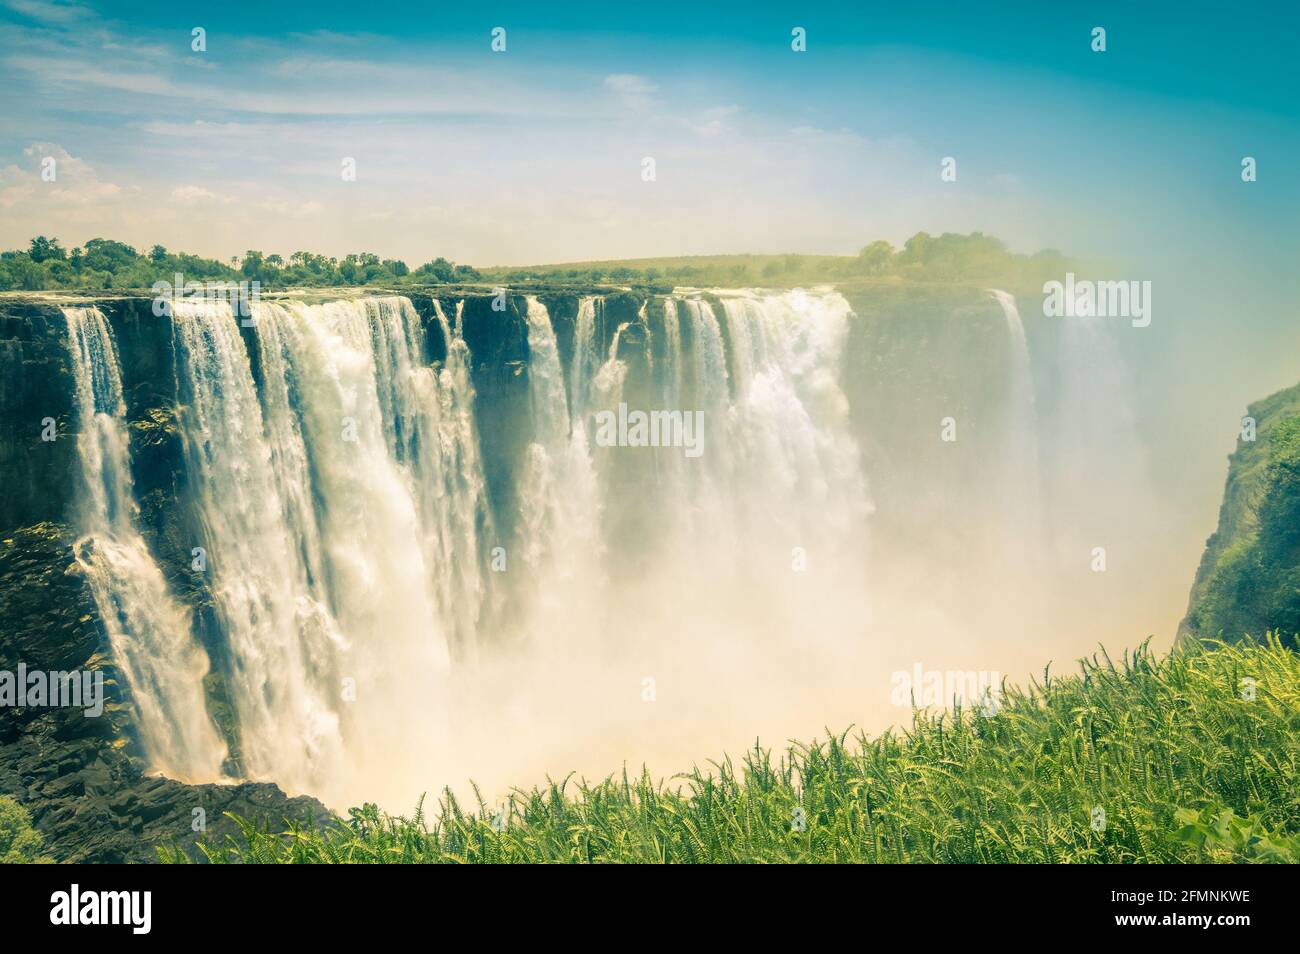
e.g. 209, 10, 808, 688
161, 637, 1300, 863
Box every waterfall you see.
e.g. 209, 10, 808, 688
651, 298, 689, 533
341, 296, 489, 661
66, 287, 877, 805
426, 299, 493, 660
686, 298, 731, 414
63, 306, 226, 781
171, 298, 351, 794
661, 297, 683, 407
714, 290, 870, 561
988, 289, 1043, 554
246, 299, 449, 693
591, 321, 631, 414
676, 297, 735, 551
174, 293, 508, 799
569, 295, 600, 424
517, 297, 603, 636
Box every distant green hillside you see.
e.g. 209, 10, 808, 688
479, 231, 1075, 290
1182, 382, 1300, 648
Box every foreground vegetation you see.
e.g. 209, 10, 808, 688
163, 638, 1300, 863
0, 796, 50, 864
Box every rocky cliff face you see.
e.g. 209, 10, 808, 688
0, 299, 77, 532
0, 295, 333, 862
0, 521, 331, 862
1181, 382, 1300, 648
842, 285, 1032, 555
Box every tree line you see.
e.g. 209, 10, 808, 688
1, 231, 1071, 292
0, 237, 482, 291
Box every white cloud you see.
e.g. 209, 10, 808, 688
172, 185, 234, 204
604, 73, 660, 111
258, 198, 324, 218
0, 164, 36, 208
3, 143, 130, 205
682, 105, 740, 137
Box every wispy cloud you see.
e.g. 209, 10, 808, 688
171, 185, 234, 205
3, 0, 83, 24
604, 73, 659, 111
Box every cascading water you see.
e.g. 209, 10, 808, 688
988, 289, 1043, 557
59, 282, 1162, 809
72, 281, 1133, 809
712, 290, 870, 565
63, 306, 226, 781
591, 321, 631, 414
516, 296, 603, 638
168, 294, 502, 802
171, 298, 351, 795
345, 296, 490, 661
675, 297, 734, 550
569, 295, 600, 425
426, 299, 493, 660
649, 298, 689, 531
246, 299, 450, 694
660, 297, 684, 406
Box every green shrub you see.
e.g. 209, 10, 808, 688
0, 796, 51, 864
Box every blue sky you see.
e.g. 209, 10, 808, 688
0, 0, 1295, 268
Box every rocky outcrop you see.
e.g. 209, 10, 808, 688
0, 300, 77, 532
0, 523, 329, 862
1181, 382, 1300, 647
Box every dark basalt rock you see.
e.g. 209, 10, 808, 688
0, 523, 330, 862
0, 300, 76, 533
